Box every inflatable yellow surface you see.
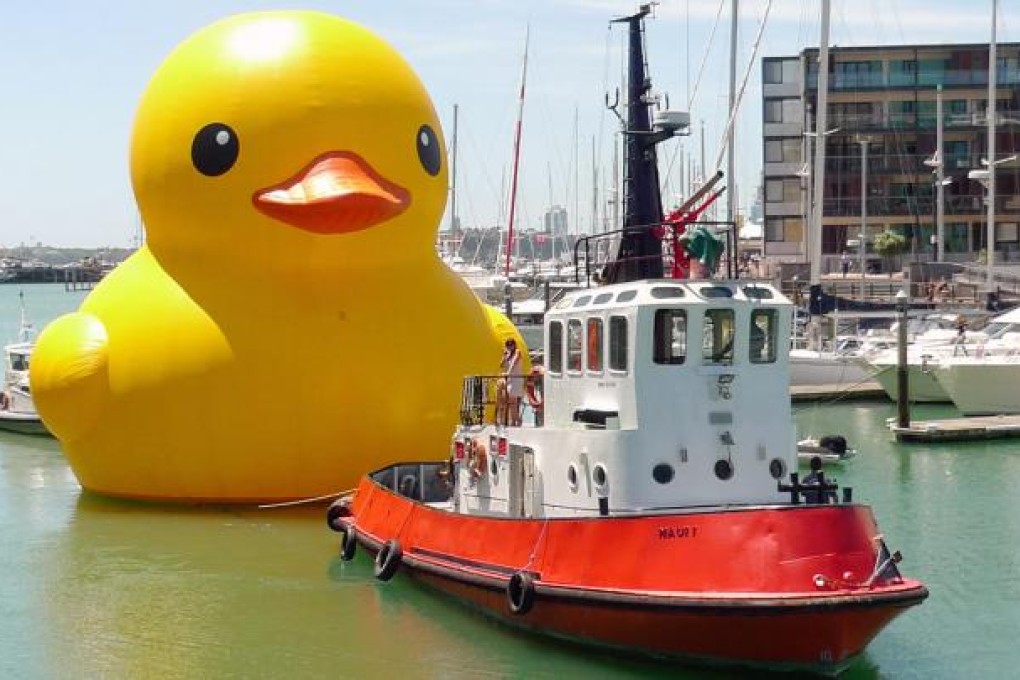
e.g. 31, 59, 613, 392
31, 11, 523, 502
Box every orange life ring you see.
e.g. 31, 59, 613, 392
525, 369, 544, 410
468, 439, 487, 478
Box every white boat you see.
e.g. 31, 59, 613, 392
789, 337, 880, 387
797, 437, 858, 464
0, 295, 47, 435
934, 355, 1020, 415
788, 310, 904, 388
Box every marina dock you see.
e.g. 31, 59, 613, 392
790, 381, 886, 402
890, 414, 1020, 442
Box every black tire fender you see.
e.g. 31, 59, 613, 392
507, 571, 535, 615
339, 525, 358, 562
374, 539, 402, 581
326, 498, 351, 532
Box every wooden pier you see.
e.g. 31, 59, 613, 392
890, 414, 1020, 443
790, 381, 887, 402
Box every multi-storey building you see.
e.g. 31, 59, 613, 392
762, 43, 1020, 273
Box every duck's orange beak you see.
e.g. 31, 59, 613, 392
253, 152, 410, 234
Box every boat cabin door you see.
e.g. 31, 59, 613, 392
508, 445, 537, 518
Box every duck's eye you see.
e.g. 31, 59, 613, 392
191, 123, 240, 177
416, 124, 441, 177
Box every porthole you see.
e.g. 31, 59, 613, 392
714, 459, 734, 481
769, 458, 787, 480
592, 463, 608, 489
567, 463, 579, 492
652, 463, 675, 484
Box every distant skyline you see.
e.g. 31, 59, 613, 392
0, 1, 1013, 248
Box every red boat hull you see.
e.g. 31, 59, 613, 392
340, 475, 927, 673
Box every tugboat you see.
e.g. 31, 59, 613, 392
328, 6, 927, 674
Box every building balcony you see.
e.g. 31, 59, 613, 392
820, 194, 1019, 219
825, 112, 1020, 133
807, 68, 1020, 91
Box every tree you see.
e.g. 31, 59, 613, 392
872, 230, 907, 276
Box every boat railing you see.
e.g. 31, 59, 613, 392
573, 219, 739, 286
459, 374, 544, 428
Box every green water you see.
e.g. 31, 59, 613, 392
2, 284, 1019, 678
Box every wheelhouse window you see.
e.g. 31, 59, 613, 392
750, 309, 778, 364
567, 319, 583, 372
703, 309, 735, 365
653, 309, 687, 365
609, 316, 628, 371
587, 318, 603, 372
548, 321, 563, 373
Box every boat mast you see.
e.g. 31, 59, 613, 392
727, 0, 738, 247
809, 0, 831, 292
801, 0, 831, 346
505, 26, 530, 282
449, 104, 459, 234
605, 4, 667, 283
986, 0, 998, 293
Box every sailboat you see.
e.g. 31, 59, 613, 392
326, 5, 927, 674
0, 291, 48, 435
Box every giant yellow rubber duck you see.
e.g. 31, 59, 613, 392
31, 11, 525, 502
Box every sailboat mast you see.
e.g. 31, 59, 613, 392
727, 0, 738, 231
449, 104, 459, 234
986, 0, 998, 291
591, 136, 599, 234
810, 0, 831, 288
505, 26, 530, 280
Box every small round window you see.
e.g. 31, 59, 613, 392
567, 463, 579, 491
652, 463, 675, 484
769, 458, 787, 480
714, 459, 734, 481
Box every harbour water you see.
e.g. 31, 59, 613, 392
2, 284, 1019, 678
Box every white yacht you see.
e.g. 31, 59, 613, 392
864, 309, 1019, 403
0, 295, 47, 435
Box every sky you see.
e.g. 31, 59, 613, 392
0, 0, 1015, 248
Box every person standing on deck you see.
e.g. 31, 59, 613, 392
500, 338, 524, 426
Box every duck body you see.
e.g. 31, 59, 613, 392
31, 11, 511, 502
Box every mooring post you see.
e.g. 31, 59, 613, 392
895, 289, 910, 428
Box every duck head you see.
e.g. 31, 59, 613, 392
130, 11, 448, 275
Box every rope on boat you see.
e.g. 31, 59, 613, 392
257, 488, 356, 510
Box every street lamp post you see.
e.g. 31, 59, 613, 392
929, 176, 953, 263
857, 138, 869, 292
